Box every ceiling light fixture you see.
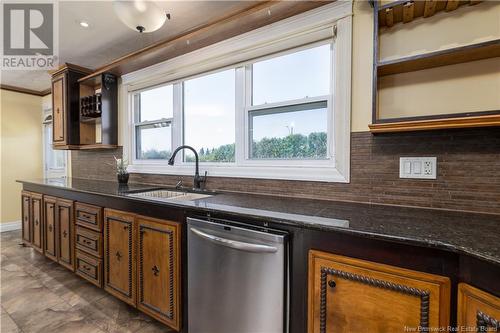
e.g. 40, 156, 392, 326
79, 21, 89, 28
113, 0, 170, 33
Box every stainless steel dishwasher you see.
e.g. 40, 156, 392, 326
187, 217, 288, 333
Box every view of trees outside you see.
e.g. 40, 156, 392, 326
140, 131, 327, 162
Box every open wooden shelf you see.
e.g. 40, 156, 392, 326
369, 113, 500, 133
53, 144, 120, 150
378, 0, 482, 28
378, 39, 500, 76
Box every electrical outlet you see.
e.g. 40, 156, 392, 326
400, 157, 437, 179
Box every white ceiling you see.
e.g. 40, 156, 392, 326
0, 1, 257, 92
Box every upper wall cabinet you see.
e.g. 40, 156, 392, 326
369, 1, 500, 133
51, 64, 92, 147
50, 63, 119, 150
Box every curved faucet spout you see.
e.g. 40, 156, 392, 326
168, 145, 205, 190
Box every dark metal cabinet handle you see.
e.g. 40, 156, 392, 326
152, 265, 160, 276
80, 212, 92, 219
115, 251, 122, 261
123, 225, 129, 230
35, 220, 39, 226
48, 225, 53, 232
328, 280, 336, 288
62, 230, 67, 238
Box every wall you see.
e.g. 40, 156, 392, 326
0, 90, 43, 223
71, 2, 500, 214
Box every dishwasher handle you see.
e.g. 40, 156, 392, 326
190, 227, 278, 253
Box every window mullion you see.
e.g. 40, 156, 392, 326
172, 82, 183, 164
235, 67, 246, 165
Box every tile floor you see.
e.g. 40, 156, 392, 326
1, 230, 173, 333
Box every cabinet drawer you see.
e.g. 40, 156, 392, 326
76, 226, 102, 258
75, 202, 102, 232
76, 250, 102, 288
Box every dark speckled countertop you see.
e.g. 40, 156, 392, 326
18, 178, 500, 266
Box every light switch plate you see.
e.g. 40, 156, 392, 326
399, 157, 437, 179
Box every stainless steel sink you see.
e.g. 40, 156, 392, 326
126, 189, 213, 202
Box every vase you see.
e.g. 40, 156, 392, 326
117, 173, 129, 184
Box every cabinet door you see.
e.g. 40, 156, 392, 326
308, 251, 450, 333
52, 75, 65, 144
104, 209, 136, 306
43, 196, 58, 262
31, 193, 43, 253
57, 199, 75, 271
136, 216, 181, 331
458, 283, 500, 332
21, 191, 31, 244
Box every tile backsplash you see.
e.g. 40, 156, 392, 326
72, 128, 500, 214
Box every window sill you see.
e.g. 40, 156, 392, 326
127, 164, 349, 183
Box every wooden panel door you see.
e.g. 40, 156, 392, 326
21, 191, 31, 244
57, 199, 75, 271
43, 196, 58, 262
104, 209, 136, 306
136, 215, 181, 331
308, 250, 451, 333
458, 283, 500, 332
31, 193, 43, 253
52, 75, 65, 144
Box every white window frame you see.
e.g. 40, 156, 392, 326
132, 83, 175, 162
121, 1, 352, 182
42, 109, 68, 179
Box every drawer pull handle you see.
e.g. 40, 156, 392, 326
48, 225, 53, 232
152, 265, 160, 276
80, 212, 92, 219
82, 265, 91, 271
63, 230, 68, 238
328, 280, 336, 288
35, 220, 39, 226
115, 251, 122, 261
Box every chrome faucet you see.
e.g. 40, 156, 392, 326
168, 145, 207, 190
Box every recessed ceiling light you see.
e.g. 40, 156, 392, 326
79, 21, 89, 28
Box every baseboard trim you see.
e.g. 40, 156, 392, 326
0, 221, 22, 232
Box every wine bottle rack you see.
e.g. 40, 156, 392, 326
80, 93, 102, 118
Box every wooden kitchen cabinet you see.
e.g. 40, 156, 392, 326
458, 283, 500, 332
52, 75, 65, 143
50, 63, 92, 147
104, 208, 136, 306
30, 193, 43, 253
57, 198, 75, 271
21, 191, 43, 252
136, 215, 181, 331
43, 196, 58, 262
21, 191, 31, 244
308, 250, 451, 333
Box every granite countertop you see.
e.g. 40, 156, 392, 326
18, 178, 500, 266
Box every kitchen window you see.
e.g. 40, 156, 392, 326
124, 2, 352, 182
183, 69, 236, 163
133, 84, 174, 160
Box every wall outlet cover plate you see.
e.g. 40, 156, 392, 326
399, 157, 437, 179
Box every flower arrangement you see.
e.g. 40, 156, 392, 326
113, 156, 129, 184
114, 156, 128, 175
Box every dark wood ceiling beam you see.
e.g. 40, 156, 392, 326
81, 1, 330, 80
